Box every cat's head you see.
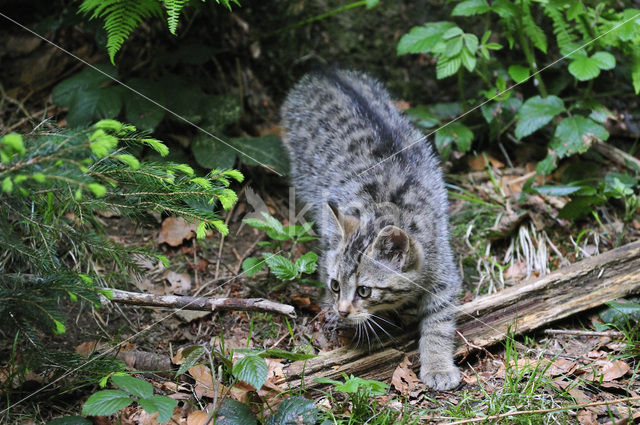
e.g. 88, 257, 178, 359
323, 203, 424, 325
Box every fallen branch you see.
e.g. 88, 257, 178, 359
593, 140, 640, 172
109, 289, 297, 318
279, 240, 640, 390
544, 329, 624, 338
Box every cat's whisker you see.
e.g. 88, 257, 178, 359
369, 316, 397, 343
365, 319, 383, 348
369, 313, 400, 329
363, 321, 371, 351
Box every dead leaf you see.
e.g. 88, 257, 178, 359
158, 216, 196, 246
187, 410, 212, 425
391, 355, 421, 393
395, 100, 410, 111
545, 358, 578, 377
577, 409, 598, 425
468, 153, 504, 171
175, 310, 210, 323
291, 294, 311, 308
75, 341, 106, 355
585, 359, 630, 382
164, 271, 192, 295
551, 379, 591, 404
266, 358, 285, 382
189, 364, 215, 398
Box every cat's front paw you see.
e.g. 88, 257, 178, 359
420, 368, 461, 391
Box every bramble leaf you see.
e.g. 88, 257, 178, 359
515, 95, 565, 139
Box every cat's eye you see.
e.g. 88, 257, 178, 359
330, 279, 340, 292
356, 286, 371, 298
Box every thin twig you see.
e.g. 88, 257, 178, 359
441, 396, 640, 425
109, 288, 296, 318
544, 329, 624, 338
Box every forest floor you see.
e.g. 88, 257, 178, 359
2, 6, 640, 424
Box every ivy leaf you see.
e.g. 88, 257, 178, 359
515, 95, 565, 139
215, 399, 257, 425
550, 115, 609, 159
435, 122, 473, 153
451, 0, 490, 16
111, 375, 153, 399
265, 396, 319, 425
82, 390, 132, 417
241, 257, 267, 277
232, 354, 268, 390
397, 22, 456, 55
295, 252, 318, 275
263, 254, 298, 280
138, 396, 177, 424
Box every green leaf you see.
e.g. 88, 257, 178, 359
599, 299, 640, 327
260, 349, 316, 361
460, 49, 477, 72
567, 1, 584, 20
436, 55, 462, 79
568, 55, 601, 81
53, 319, 66, 334
232, 354, 268, 390
88, 183, 107, 197
215, 398, 257, 425
550, 115, 609, 159
138, 396, 177, 424
295, 252, 318, 275
435, 122, 473, 153
116, 154, 140, 170
508, 65, 530, 83
397, 22, 456, 55
123, 79, 166, 131
266, 396, 319, 425
230, 135, 290, 175
82, 390, 132, 417
591, 51, 615, 70
141, 139, 169, 157
2, 177, 13, 193
632, 58, 640, 95
46, 416, 93, 425
111, 375, 153, 399
175, 346, 207, 377
536, 154, 558, 176
263, 254, 298, 281
617, 9, 640, 42
241, 257, 267, 277
533, 185, 583, 196
405, 107, 440, 128
191, 135, 237, 170
451, 0, 490, 16
558, 196, 604, 219
515, 95, 565, 139
365, 0, 379, 9
1, 133, 25, 155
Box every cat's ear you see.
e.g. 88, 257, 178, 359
370, 225, 420, 271
326, 202, 359, 240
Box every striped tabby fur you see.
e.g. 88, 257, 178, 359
280, 69, 461, 390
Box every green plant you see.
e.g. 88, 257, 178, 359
398, 0, 640, 175
241, 212, 318, 283
78, 0, 240, 63
82, 374, 177, 423
0, 120, 241, 397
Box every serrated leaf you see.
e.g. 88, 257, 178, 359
515, 95, 565, 139
460, 49, 477, 72
82, 390, 132, 416
111, 375, 153, 399
536, 154, 558, 176
550, 115, 609, 159
397, 22, 456, 55
266, 396, 319, 425
176, 346, 207, 377
260, 349, 316, 361
241, 257, 266, 277
436, 55, 462, 79
295, 252, 318, 275
138, 396, 177, 424
568, 55, 601, 81
263, 254, 298, 280
232, 354, 268, 390
215, 398, 257, 425
451, 0, 490, 16
435, 122, 473, 153
508, 65, 530, 83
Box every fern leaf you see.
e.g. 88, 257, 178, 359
163, 0, 189, 34
542, 0, 577, 52
522, 0, 548, 53
79, 0, 163, 64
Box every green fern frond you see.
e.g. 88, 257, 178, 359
542, 1, 577, 52
79, 0, 163, 64
522, 0, 548, 53
163, 0, 189, 34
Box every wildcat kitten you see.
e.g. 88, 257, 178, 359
280, 69, 461, 391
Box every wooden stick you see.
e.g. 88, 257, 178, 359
593, 140, 640, 172
278, 240, 640, 390
544, 329, 624, 338
440, 396, 640, 425
109, 289, 296, 318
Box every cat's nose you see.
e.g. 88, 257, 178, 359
338, 310, 349, 318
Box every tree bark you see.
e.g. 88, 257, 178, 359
278, 240, 640, 390
108, 289, 297, 318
